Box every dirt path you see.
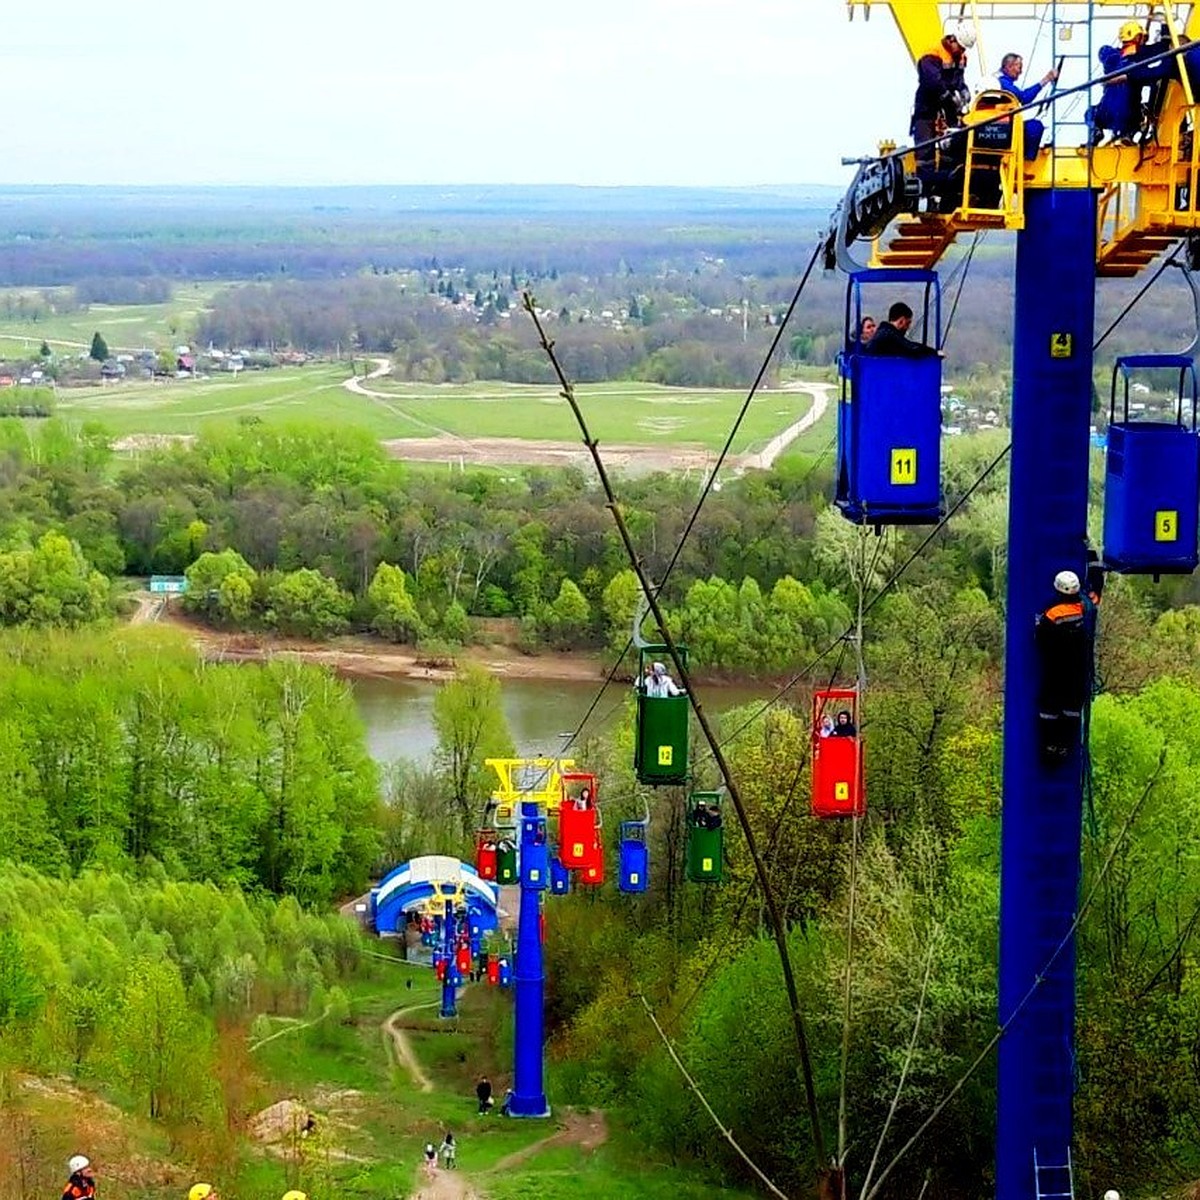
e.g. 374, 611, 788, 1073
744, 381, 833, 468
344, 357, 470, 443
127, 590, 165, 625
489, 1110, 610, 1172
382, 1001, 438, 1092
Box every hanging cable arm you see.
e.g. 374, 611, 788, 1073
522, 291, 834, 1194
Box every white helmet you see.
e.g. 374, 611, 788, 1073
1054, 570, 1081, 595
1103, 1192, 1120, 1200
68, 1155, 90, 1174
946, 19, 977, 49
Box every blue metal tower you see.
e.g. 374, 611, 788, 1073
508, 799, 550, 1117
439, 898, 458, 1020
997, 188, 1097, 1198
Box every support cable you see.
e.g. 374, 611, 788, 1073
524, 293, 834, 1190
557, 243, 824, 757
637, 993, 790, 1200
861, 751, 1166, 1200
1093, 244, 1184, 351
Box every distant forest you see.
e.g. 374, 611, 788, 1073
0, 186, 1196, 388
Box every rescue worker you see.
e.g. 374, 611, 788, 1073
62, 1154, 96, 1200
189, 1186, 218, 1200
997, 52, 1059, 158
1094, 21, 1149, 143
912, 19, 975, 208
864, 302, 941, 359
280, 1192, 308, 1200
1035, 561, 1103, 762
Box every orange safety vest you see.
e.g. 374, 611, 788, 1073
1043, 600, 1085, 623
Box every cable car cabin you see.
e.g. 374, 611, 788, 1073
496, 836, 518, 885
549, 854, 571, 895
580, 839, 605, 886
520, 811, 549, 890
836, 269, 943, 527
486, 953, 500, 986
1103, 355, 1200, 577
618, 821, 649, 894
958, 91, 1026, 225
434, 954, 447, 982
455, 943, 472, 975
558, 773, 600, 869
812, 688, 865, 819
686, 792, 724, 883
475, 829, 499, 881
634, 644, 690, 785
498, 958, 512, 988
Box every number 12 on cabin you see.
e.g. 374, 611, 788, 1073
890, 448, 918, 485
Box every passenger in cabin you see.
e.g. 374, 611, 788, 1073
864, 303, 941, 359
696, 801, 722, 830
818, 713, 835, 738
643, 661, 684, 698
912, 20, 975, 207
1093, 22, 1149, 144
847, 315, 876, 353
832, 710, 857, 738
573, 785, 592, 810
997, 52, 1059, 159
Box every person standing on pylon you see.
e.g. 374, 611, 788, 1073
1035, 558, 1104, 761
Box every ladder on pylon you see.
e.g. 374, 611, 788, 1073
1048, 0, 1096, 185
1033, 1146, 1076, 1200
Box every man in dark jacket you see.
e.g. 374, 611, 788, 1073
912, 20, 975, 204
476, 1074, 493, 1115
1035, 559, 1104, 761
863, 303, 940, 359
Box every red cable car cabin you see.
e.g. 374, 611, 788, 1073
559, 772, 601, 870
475, 828, 499, 881
812, 688, 865, 818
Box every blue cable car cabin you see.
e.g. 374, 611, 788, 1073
549, 854, 571, 895
836, 268, 943, 527
1103, 354, 1200, 577
618, 821, 649, 894
520, 810, 549, 890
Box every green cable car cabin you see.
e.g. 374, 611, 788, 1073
634, 644, 689, 786
686, 791, 723, 883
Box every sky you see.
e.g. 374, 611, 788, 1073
0, 1, 1107, 188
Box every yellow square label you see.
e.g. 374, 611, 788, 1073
702, 857, 713, 872
1156, 510, 1179, 542
529, 869, 540, 881
658, 745, 673, 766
629, 873, 639, 885
890, 448, 917, 485
835, 781, 849, 800
1050, 332, 1073, 358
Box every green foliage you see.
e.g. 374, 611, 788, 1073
88, 331, 108, 361
0, 629, 380, 900
366, 562, 424, 643
432, 663, 515, 832
264, 567, 353, 637
0, 531, 109, 627
184, 548, 257, 624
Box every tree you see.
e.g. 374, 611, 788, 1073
546, 577, 591, 646
38, 340, 50, 358
265, 569, 353, 637
432, 664, 515, 832
184, 549, 257, 625
367, 562, 424, 643
89, 332, 109, 362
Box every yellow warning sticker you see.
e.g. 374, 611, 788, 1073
890, 448, 917, 485
1156, 510, 1179, 542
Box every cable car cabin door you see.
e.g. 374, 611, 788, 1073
1103, 354, 1200, 576
837, 269, 943, 527
812, 688, 865, 819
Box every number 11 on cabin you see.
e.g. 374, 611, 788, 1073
890, 447, 917, 485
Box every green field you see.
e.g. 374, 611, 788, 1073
0, 282, 225, 358
52, 366, 829, 456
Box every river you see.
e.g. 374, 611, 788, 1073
349, 674, 769, 767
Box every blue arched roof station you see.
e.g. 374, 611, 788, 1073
370, 854, 501, 939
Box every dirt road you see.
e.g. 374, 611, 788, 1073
382, 1001, 437, 1092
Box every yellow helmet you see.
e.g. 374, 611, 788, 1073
281, 1193, 308, 1200
188, 1188, 214, 1200
1118, 20, 1145, 43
